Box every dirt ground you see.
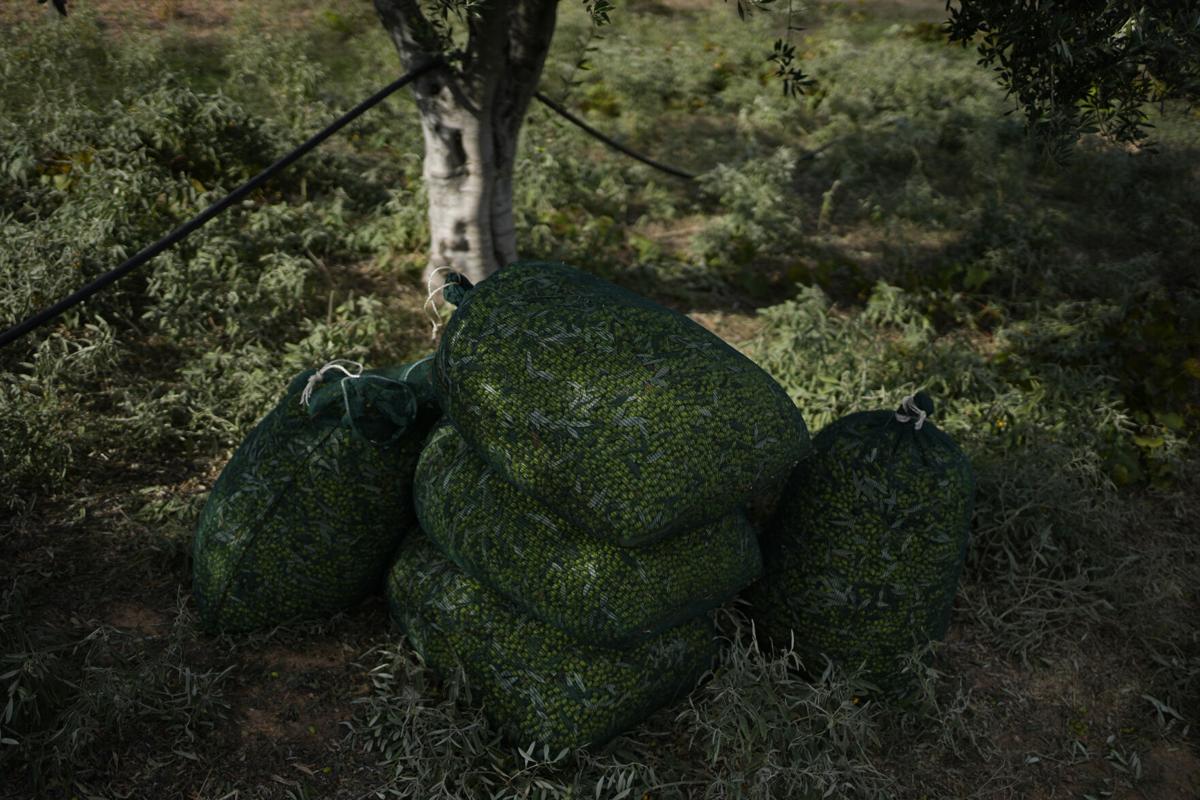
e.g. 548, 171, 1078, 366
0, 0, 348, 35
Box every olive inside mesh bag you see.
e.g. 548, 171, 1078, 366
414, 421, 762, 648
433, 261, 811, 546
192, 357, 440, 633
386, 533, 717, 750
744, 392, 974, 693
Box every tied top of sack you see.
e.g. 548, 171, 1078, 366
298, 357, 439, 445
822, 391, 974, 499
772, 390, 974, 565
432, 261, 811, 546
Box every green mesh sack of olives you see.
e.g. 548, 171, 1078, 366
192, 357, 440, 633
385, 533, 718, 750
414, 421, 762, 648
745, 392, 974, 693
432, 261, 811, 546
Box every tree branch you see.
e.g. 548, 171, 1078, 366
373, 0, 446, 71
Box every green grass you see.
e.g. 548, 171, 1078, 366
2, 0, 1199, 797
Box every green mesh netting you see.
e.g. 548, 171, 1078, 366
744, 392, 974, 693
744, 468, 791, 534
413, 421, 762, 648
385, 533, 718, 750
192, 357, 440, 633
433, 261, 811, 546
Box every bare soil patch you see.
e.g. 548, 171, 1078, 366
1140, 742, 1200, 800
688, 310, 765, 352
1, 0, 240, 35
0, 0, 357, 39
105, 601, 171, 634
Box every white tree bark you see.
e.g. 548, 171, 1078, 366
374, 0, 558, 287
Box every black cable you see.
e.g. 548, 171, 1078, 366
0, 58, 444, 351
534, 91, 698, 181
3, 60, 779, 351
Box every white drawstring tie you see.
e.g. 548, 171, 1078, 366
894, 393, 927, 430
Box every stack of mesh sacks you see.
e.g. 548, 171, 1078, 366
386, 261, 812, 750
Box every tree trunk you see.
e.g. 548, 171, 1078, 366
374, 0, 558, 289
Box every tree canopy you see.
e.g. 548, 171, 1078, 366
946, 0, 1200, 160
372, 0, 1200, 158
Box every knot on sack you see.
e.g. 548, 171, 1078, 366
423, 268, 473, 340
300, 359, 364, 408
297, 357, 436, 445
894, 391, 935, 430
